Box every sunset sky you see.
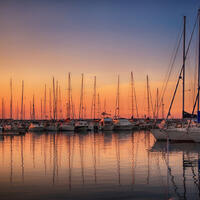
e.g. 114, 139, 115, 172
0, 0, 199, 119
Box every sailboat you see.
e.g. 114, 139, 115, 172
59, 73, 75, 131
75, 74, 88, 131
113, 75, 133, 130
151, 13, 200, 142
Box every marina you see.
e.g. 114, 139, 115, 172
1, 1, 200, 199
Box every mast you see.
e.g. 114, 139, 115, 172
198, 10, 200, 118
53, 77, 55, 120
115, 75, 120, 118
44, 84, 47, 119
182, 16, 186, 119
1, 98, 4, 119
59, 85, 62, 119
41, 98, 43, 120
91, 76, 96, 119
162, 97, 164, 119
32, 95, 35, 120
97, 93, 100, 119
23, 104, 25, 120
16, 101, 19, 120
49, 88, 52, 120
146, 75, 150, 118
131, 72, 134, 118
20, 80, 24, 120
55, 81, 58, 120
67, 73, 71, 119
30, 101, 32, 120
104, 98, 106, 113
10, 78, 13, 119
79, 73, 84, 119
156, 88, 159, 119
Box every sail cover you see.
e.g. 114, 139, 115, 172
183, 111, 197, 119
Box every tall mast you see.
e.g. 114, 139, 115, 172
1, 98, 4, 119
23, 104, 25, 120
32, 95, 35, 120
198, 10, 200, 116
97, 93, 100, 119
115, 75, 120, 118
10, 78, 13, 119
133, 78, 139, 118
20, 80, 24, 120
49, 88, 52, 119
55, 81, 58, 120
79, 73, 84, 119
44, 84, 46, 119
104, 98, 106, 113
30, 101, 32, 120
16, 101, 19, 120
59, 85, 62, 119
91, 76, 96, 119
67, 73, 71, 119
162, 97, 164, 119
131, 72, 134, 118
182, 16, 186, 119
41, 98, 43, 120
146, 75, 150, 118
53, 77, 55, 120
156, 88, 159, 119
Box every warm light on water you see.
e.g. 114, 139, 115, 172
0, 131, 200, 200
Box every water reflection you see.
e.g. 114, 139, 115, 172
0, 131, 200, 199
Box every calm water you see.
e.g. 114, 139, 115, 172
0, 130, 200, 200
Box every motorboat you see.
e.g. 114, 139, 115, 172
99, 117, 114, 131
113, 118, 133, 130
29, 122, 44, 132
59, 121, 74, 131
44, 122, 58, 132
75, 120, 88, 131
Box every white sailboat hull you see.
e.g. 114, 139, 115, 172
166, 128, 193, 141
188, 127, 200, 142
151, 129, 167, 140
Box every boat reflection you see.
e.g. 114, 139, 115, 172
150, 140, 200, 199
0, 131, 199, 199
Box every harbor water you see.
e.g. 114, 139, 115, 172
0, 130, 200, 200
